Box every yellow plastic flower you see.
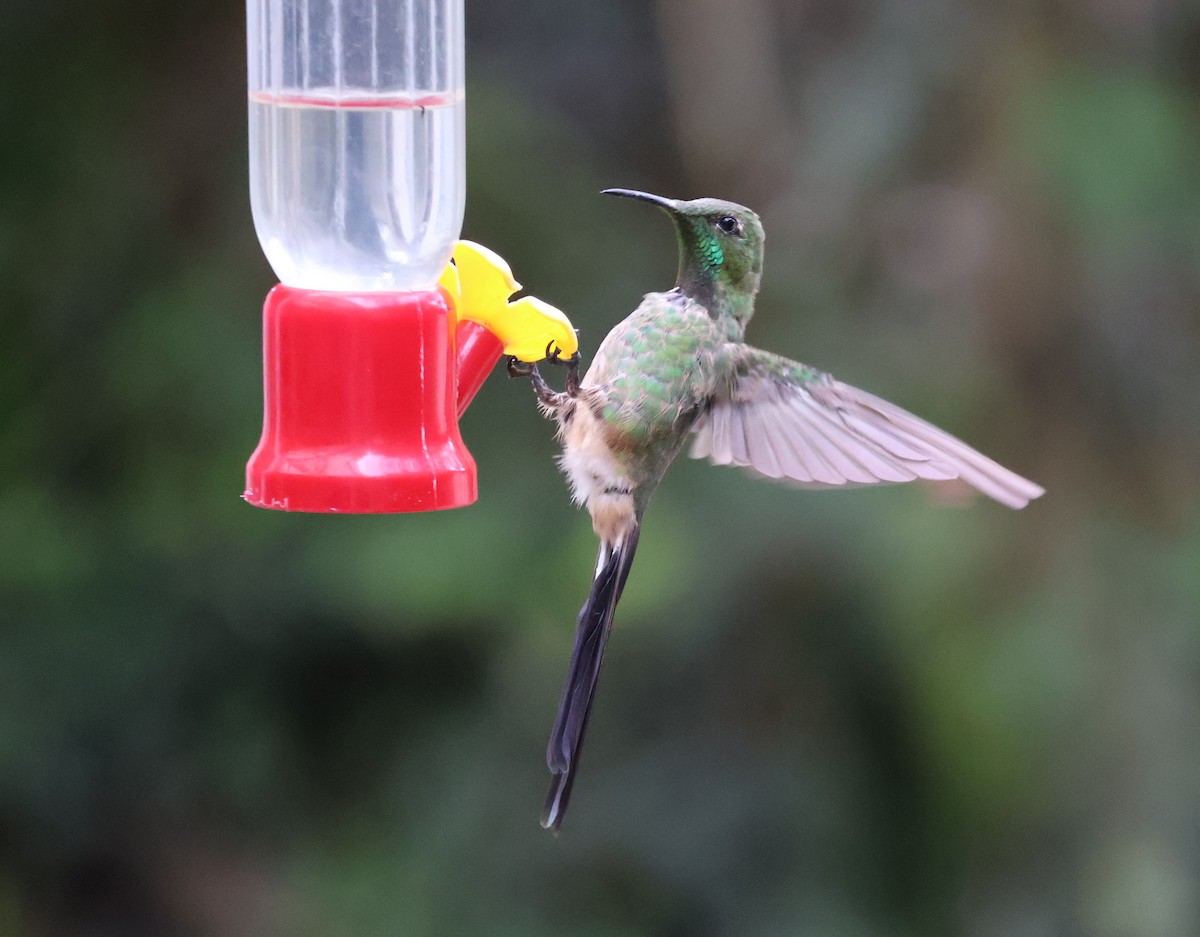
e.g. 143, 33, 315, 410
439, 241, 579, 363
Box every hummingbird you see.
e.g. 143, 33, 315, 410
512, 189, 1044, 831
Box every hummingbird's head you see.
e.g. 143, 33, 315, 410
602, 189, 764, 316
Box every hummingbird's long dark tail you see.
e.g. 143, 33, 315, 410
541, 523, 642, 831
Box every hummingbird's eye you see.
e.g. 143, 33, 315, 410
715, 214, 743, 236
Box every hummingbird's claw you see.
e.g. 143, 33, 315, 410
507, 356, 534, 379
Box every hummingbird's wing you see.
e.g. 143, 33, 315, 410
689, 346, 1043, 509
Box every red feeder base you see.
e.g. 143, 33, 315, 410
245, 285, 484, 513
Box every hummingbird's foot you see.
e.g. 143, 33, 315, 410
546, 343, 582, 398
510, 346, 581, 409
509, 360, 562, 408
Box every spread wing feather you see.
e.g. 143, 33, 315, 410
690, 347, 1044, 509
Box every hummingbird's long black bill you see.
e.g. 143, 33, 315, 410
601, 188, 679, 211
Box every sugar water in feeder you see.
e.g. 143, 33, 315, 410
243, 0, 482, 514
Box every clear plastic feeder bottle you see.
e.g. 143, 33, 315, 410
248, 0, 465, 291
244, 0, 487, 515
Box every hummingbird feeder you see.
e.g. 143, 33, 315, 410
244, 0, 574, 513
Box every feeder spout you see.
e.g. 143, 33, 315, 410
455, 319, 504, 416
441, 241, 578, 416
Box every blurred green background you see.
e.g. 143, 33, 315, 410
3, 1, 1200, 935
